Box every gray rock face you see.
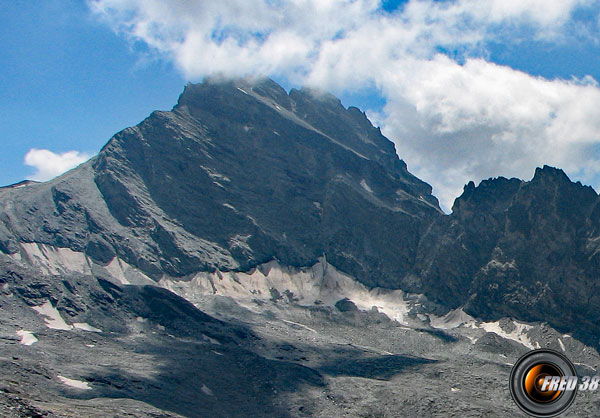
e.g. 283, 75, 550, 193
416, 165, 600, 346
0, 76, 441, 288
3, 78, 600, 348
4, 77, 600, 417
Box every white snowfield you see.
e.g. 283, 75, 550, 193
11, 242, 414, 325
9, 242, 154, 286
430, 307, 538, 349
10, 243, 88, 276
16, 330, 38, 346
474, 320, 538, 350
57, 375, 92, 390
282, 319, 318, 334
32, 299, 102, 333
8, 243, 413, 325
73, 322, 102, 333
360, 179, 373, 193
429, 308, 474, 330
12, 242, 552, 351
32, 300, 72, 330
201, 384, 214, 396
159, 258, 413, 324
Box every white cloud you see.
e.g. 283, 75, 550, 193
88, 0, 600, 211
376, 56, 600, 209
90, 0, 594, 79
24, 149, 91, 182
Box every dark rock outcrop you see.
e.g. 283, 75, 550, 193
416, 166, 600, 345
3, 77, 600, 345
0, 76, 441, 288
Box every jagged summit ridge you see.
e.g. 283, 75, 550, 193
416, 165, 600, 346
5, 77, 600, 346
6, 77, 600, 417
175, 76, 434, 193
0, 77, 441, 289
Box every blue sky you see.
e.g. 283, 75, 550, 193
1, 1, 184, 185
2, 0, 600, 211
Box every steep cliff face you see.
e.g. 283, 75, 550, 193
6, 76, 600, 417
3, 77, 600, 346
416, 165, 600, 344
0, 77, 441, 288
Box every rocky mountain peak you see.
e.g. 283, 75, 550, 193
531, 164, 570, 182
173, 77, 429, 184
452, 176, 522, 216
6, 76, 600, 417
178, 75, 293, 112
528, 165, 596, 200
516, 165, 598, 225
452, 165, 598, 220
1, 77, 442, 288
5, 77, 600, 349
289, 86, 343, 106
416, 164, 600, 346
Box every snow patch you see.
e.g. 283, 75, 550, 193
17, 243, 90, 276
430, 308, 474, 330
575, 362, 597, 372
360, 179, 373, 193
202, 334, 221, 345
104, 257, 130, 285
202, 166, 231, 182
469, 320, 535, 349
73, 323, 102, 333
201, 384, 214, 396
32, 300, 72, 330
16, 330, 37, 346
103, 256, 153, 285
159, 259, 413, 324
13, 243, 154, 286
31, 302, 102, 335
282, 319, 317, 334
57, 376, 92, 390
7, 252, 21, 262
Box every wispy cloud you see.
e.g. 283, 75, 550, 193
89, 0, 600, 210
24, 149, 91, 182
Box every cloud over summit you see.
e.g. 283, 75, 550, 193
90, 0, 600, 210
